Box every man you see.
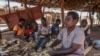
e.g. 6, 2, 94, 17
80, 19, 90, 36
34, 18, 51, 52
48, 11, 85, 56
51, 19, 61, 38
80, 19, 92, 46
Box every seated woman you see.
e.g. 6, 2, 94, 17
24, 23, 35, 42
48, 11, 85, 56
34, 17, 51, 52
13, 18, 25, 38
80, 19, 93, 46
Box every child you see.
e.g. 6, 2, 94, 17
13, 18, 25, 38
24, 24, 34, 42
51, 19, 61, 38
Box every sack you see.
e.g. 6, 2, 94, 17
30, 6, 43, 19
93, 40, 100, 50
18, 10, 28, 19
1, 13, 19, 29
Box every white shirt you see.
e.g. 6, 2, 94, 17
38, 24, 51, 35
81, 26, 90, 35
57, 26, 85, 55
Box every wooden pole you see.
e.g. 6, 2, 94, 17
0, 31, 2, 39
61, 0, 64, 27
79, 11, 82, 23
22, 0, 31, 19
0, 31, 2, 46
40, 0, 45, 5
40, 0, 45, 17
8, 0, 11, 14
89, 7, 93, 28
23, 0, 28, 9
42, 5, 46, 16
21, 0, 28, 8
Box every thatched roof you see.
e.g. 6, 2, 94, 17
9, 0, 100, 12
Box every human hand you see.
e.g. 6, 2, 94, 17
48, 49, 57, 56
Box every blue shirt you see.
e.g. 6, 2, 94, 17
51, 23, 59, 35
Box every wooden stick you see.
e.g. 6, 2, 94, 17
0, 31, 2, 46
61, 0, 65, 27
40, 0, 45, 5
0, 31, 2, 39
8, 0, 11, 14
42, 5, 46, 17
79, 11, 82, 23
89, 6, 93, 28
23, 0, 28, 9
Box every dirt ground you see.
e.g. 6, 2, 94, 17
1, 26, 100, 56
86, 26, 100, 56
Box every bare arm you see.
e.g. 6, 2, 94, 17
56, 43, 81, 55
50, 29, 63, 48
50, 39, 61, 48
